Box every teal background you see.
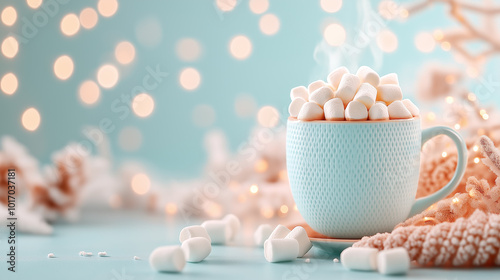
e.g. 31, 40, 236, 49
1, 0, 499, 179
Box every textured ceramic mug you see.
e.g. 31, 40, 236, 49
286, 118, 467, 238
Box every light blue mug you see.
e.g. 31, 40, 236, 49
286, 118, 467, 238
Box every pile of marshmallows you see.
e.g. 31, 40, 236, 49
254, 224, 313, 262
289, 66, 420, 121
341, 247, 411, 275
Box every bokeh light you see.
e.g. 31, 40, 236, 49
254, 159, 268, 173
216, 0, 237, 12
115, 41, 136, 64
2, 36, 19, 58
320, 0, 342, 13
119, 126, 143, 151
250, 184, 259, 194
53, 55, 74, 80
165, 203, 178, 215
235, 94, 257, 118
97, 64, 119, 88
176, 38, 202, 62
179, 67, 201, 90
249, 0, 269, 14
192, 104, 216, 127
1, 6, 17, 26
1, 73, 18, 95
79, 8, 98, 29
78, 80, 100, 105
259, 14, 280, 36
98, 0, 118, 17
377, 29, 398, 53
257, 106, 280, 128
229, 35, 252, 60
323, 23, 346, 46
415, 32, 435, 53
60, 14, 80, 36
135, 17, 162, 48
379, 0, 399, 20
130, 173, 150, 195
21, 107, 41, 132
27, 0, 43, 9
132, 93, 155, 118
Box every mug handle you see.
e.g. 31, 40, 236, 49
407, 126, 468, 218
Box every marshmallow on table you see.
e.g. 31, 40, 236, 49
297, 102, 324, 121
353, 83, 377, 109
368, 103, 389, 121
388, 100, 412, 119
285, 226, 312, 258
380, 73, 399, 85
377, 248, 410, 275
377, 84, 402, 104
345, 100, 368, 121
223, 214, 240, 241
254, 224, 273, 247
181, 237, 212, 263
201, 220, 230, 244
340, 247, 378, 271
264, 238, 299, 263
290, 86, 309, 101
268, 224, 291, 240
149, 246, 186, 273
324, 98, 344, 121
289, 97, 307, 118
335, 73, 361, 106
327, 66, 349, 89
402, 99, 420, 117
179, 225, 211, 243
309, 86, 334, 108
308, 80, 325, 94
356, 66, 380, 87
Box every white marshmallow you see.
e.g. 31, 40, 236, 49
340, 247, 378, 271
223, 214, 240, 241
402, 99, 420, 117
268, 224, 291, 240
368, 103, 389, 121
285, 226, 312, 258
377, 248, 410, 275
290, 86, 309, 101
47, 253, 55, 258
254, 224, 273, 247
308, 80, 325, 94
327, 66, 349, 89
377, 84, 402, 104
134, 256, 140, 260
181, 237, 212, 263
388, 100, 412, 119
379, 73, 399, 85
376, 100, 387, 106
264, 238, 299, 263
149, 246, 185, 273
324, 98, 344, 121
309, 86, 334, 108
98, 252, 107, 257
79, 251, 85, 256
85, 252, 93, 257
179, 225, 211, 243
201, 220, 231, 244
345, 100, 368, 121
297, 102, 324, 121
356, 66, 380, 87
288, 97, 307, 118
353, 83, 377, 109
335, 73, 361, 106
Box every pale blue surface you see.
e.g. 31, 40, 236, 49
2, 211, 499, 280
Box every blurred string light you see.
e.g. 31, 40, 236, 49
415, 32, 435, 53
135, 17, 162, 48
115, 41, 136, 64
1, 6, 16, 26
249, 0, 269, 14
234, 93, 257, 118
1, 73, 18, 95
378, 0, 400, 20
280, 205, 289, 214
53, 55, 74, 80
257, 106, 280, 128
320, 0, 342, 13
119, 126, 143, 151
254, 159, 268, 173
216, 0, 237, 12
249, 184, 259, 194
377, 29, 398, 53
179, 67, 201, 90
259, 14, 280, 36
61, 13, 80, 36
165, 203, 178, 215
27, 0, 43, 9
97, 0, 118, 17
229, 35, 252, 60
78, 80, 100, 105
176, 38, 202, 62
21, 107, 41, 132
192, 104, 216, 127
97, 64, 119, 88
2, 36, 19, 58
130, 173, 150, 195
323, 23, 346, 46
79, 8, 98, 29
132, 93, 155, 118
